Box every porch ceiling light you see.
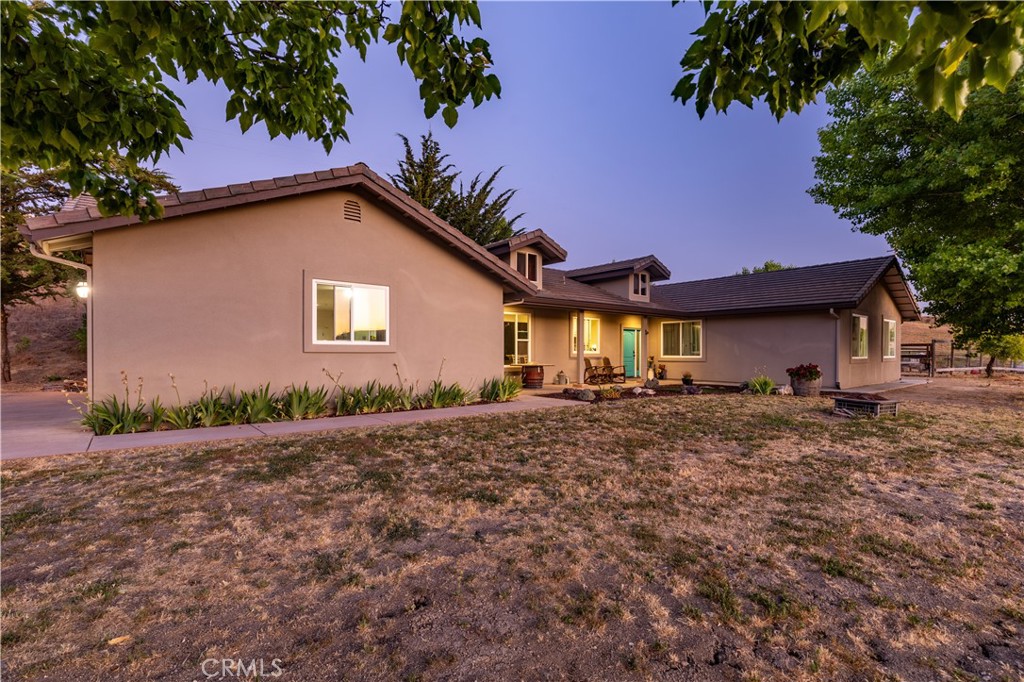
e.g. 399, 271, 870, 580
75, 281, 90, 299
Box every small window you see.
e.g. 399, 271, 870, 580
313, 279, 388, 344
343, 199, 361, 222
662, 320, 702, 358
504, 312, 530, 365
852, 314, 869, 359
571, 315, 600, 355
883, 319, 897, 359
516, 252, 539, 282
633, 272, 649, 296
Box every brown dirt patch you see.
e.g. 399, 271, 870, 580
1, 393, 1022, 681
889, 374, 1024, 411
3, 296, 86, 392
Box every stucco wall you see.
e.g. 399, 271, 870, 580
837, 282, 903, 388
91, 190, 505, 402
505, 306, 644, 382
651, 312, 838, 386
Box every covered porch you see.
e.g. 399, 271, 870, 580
503, 305, 660, 388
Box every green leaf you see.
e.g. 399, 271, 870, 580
442, 105, 458, 128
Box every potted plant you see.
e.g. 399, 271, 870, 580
786, 363, 822, 397
657, 364, 668, 380
682, 371, 693, 386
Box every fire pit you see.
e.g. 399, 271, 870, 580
832, 393, 900, 418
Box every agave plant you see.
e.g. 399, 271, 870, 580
279, 383, 330, 420
479, 376, 521, 402
241, 384, 277, 423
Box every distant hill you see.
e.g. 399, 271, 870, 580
901, 315, 954, 345
4, 296, 87, 392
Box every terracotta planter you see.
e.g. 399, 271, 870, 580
791, 377, 822, 397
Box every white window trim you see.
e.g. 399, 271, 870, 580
504, 312, 532, 365
883, 318, 898, 359
660, 320, 703, 359
570, 315, 601, 356
852, 313, 869, 359
312, 278, 390, 346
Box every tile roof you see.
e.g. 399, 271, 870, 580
652, 256, 920, 321
564, 255, 671, 282
21, 163, 536, 296
60, 194, 98, 212
517, 268, 682, 315
484, 229, 568, 263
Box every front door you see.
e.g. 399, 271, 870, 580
623, 329, 640, 378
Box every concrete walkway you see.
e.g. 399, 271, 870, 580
820, 378, 930, 395
1, 391, 582, 461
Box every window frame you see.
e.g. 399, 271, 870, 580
660, 320, 703, 359
882, 318, 898, 359
516, 252, 539, 282
851, 313, 869, 359
570, 315, 601, 356
504, 312, 532, 365
311, 278, 390, 347
633, 272, 649, 297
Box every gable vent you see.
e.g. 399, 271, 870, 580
343, 199, 362, 222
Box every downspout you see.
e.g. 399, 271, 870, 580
829, 308, 841, 389
29, 244, 93, 401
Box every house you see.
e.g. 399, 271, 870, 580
21, 163, 919, 402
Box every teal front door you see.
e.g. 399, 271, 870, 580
623, 329, 640, 378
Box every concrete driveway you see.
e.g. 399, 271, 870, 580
1, 391, 92, 460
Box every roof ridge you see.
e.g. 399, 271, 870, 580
658, 255, 896, 288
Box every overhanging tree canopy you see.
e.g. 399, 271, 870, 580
1, 1, 499, 219
809, 67, 1023, 343
674, 1, 1024, 120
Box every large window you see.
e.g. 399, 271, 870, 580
883, 318, 897, 359
313, 279, 389, 344
571, 315, 600, 355
504, 312, 530, 365
662, 320, 702, 358
852, 314, 869, 359
516, 252, 539, 282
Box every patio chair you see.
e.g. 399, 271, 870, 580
583, 358, 611, 385
601, 356, 627, 383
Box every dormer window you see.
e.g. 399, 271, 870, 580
633, 272, 649, 296
517, 252, 539, 282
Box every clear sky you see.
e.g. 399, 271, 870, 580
159, 1, 891, 280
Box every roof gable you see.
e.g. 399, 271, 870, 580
564, 255, 671, 283
485, 229, 567, 263
21, 164, 536, 296
653, 256, 920, 321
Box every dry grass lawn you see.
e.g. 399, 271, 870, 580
2, 384, 1023, 681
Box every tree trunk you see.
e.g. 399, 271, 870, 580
1, 306, 11, 383
985, 354, 996, 377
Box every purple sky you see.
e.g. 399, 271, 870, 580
160, 2, 891, 280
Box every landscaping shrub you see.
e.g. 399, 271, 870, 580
77, 372, 147, 435
80, 372, 516, 435
479, 376, 522, 402
748, 374, 776, 395
279, 383, 330, 421
416, 379, 473, 409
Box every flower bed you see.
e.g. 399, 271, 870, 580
76, 371, 522, 435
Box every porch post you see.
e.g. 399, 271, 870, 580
576, 309, 586, 384
641, 316, 649, 381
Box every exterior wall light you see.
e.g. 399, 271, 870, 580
75, 281, 90, 299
